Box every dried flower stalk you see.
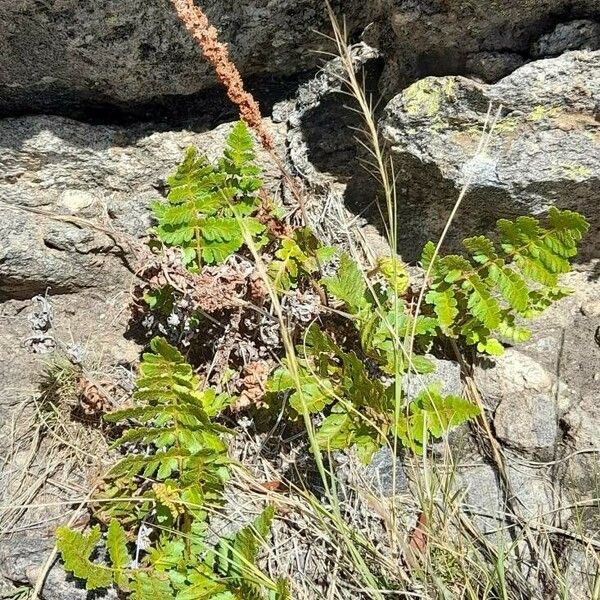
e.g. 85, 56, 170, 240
170, 0, 274, 150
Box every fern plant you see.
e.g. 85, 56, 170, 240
57, 508, 288, 599
423, 208, 589, 355
56, 337, 287, 600
267, 208, 588, 460
268, 325, 476, 461
96, 336, 231, 527
152, 121, 267, 269
268, 253, 478, 461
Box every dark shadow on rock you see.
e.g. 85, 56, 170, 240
2, 71, 314, 132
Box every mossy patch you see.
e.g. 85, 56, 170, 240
461, 115, 521, 140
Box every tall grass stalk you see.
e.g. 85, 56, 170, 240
232, 206, 386, 599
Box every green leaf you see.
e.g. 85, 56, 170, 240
515, 255, 558, 286
463, 235, 498, 264
152, 121, 265, 269
464, 274, 501, 329
216, 507, 275, 594
200, 217, 240, 242
56, 526, 113, 590
289, 380, 335, 414
224, 121, 257, 170
404, 384, 481, 450
477, 338, 505, 356
409, 355, 437, 374
315, 245, 337, 264
547, 207, 589, 240
107, 520, 130, 571
377, 256, 410, 295
321, 253, 367, 313
425, 288, 458, 334
496, 313, 531, 343
268, 237, 307, 289
420, 390, 480, 438
490, 265, 529, 313
316, 411, 353, 450
523, 287, 572, 318
150, 337, 187, 364
420, 241, 436, 272
130, 572, 175, 600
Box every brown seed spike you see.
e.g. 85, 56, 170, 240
170, 0, 274, 150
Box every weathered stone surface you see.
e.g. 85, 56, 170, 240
404, 357, 462, 400
494, 391, 559, 457
335, 446, 410, 499
532, 19, 600, 57
563, 546, 598, 600
380, 51, 600, 261
458, 461, 559, 533
0, 0, 370, 115
5, 0, 600, 116
475, 271, 600, 459
477, 350, 559, 457
0, 115, 284, 299
0, 532, 117, 600
370, 1, 600, 95
465, 52, 526, 83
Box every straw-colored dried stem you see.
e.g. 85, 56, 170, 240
170, 0, 274, 150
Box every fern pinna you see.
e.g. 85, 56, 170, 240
152, 121, 267, 269
56, 337, 288, 600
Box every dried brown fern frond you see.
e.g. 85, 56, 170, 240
170, 0, 274, 150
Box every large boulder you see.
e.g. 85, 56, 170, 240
0, 115, 284, 299
370, 1, 600, 90
380, 51, 600, 261
3, 1, 600, 117
0, 0, 369, 115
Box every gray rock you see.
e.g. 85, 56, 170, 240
465, 52, 527, 83
563, 545, 598, 600
0, 532, 117, 600
368, 2, 600, 95
404, 357, 462, 400
477, 349, 559, 457
0, 115, 284, 299
0, 0, 369, 114
358, 447, 409, 497
380, 51, 600, 261
562, 393, 600, 450
532, 20, 600, 57
458, 461, 559, 532
6, 1, 600, 116
494, 392, 558, 457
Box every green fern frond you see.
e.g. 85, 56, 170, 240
423, 208, 588, 355
463, 235, 498, 264
320, 253, 367, 313
151, 121, 265, 268
425, 288, 458, 334
398, 384, 480, 454
130, 572, 174, 600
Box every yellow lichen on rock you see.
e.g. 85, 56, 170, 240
403, 78, 456, 117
